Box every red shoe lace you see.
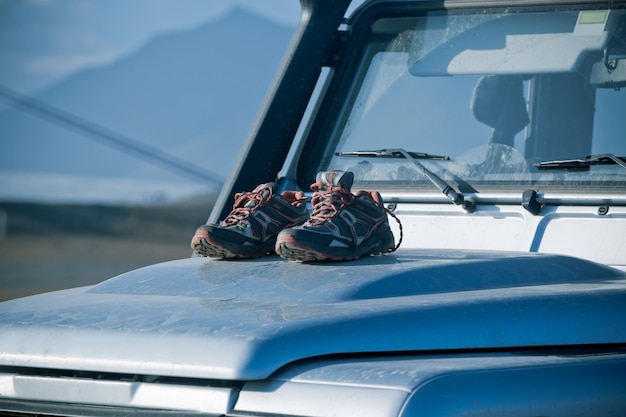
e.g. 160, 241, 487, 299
307, 182, 403, 252
385, 208, 403, 252
221, 185, 274, 226
355, 190, 403, 251
306, 182, 354, 226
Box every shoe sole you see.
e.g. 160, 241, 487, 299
276, 238, 356, 262
196, 234, 275, 259
276, 230, 395, 262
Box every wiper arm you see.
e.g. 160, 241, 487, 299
336, 148, 475, 213
336, 149, 450, 160
534, 154, 626, 170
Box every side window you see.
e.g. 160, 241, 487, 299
593, 87, 626, 155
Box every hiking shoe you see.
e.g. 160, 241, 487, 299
191, 182, 308, 259
275, 170, 402, 262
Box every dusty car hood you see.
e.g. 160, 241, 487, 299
0, 250, 625, 380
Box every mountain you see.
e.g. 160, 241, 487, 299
0, 9, 294, 201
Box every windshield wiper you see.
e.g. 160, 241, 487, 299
534, 154, 626, 170
336, 149, 450, 160
336, 148, 476, 213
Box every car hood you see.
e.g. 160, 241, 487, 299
0, 250, 625, 380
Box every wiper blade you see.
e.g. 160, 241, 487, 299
534, 154, 626, 170
336, 149, 450, 160
336, 148, 475, 213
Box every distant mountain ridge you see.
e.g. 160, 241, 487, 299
0, 9, 294, 196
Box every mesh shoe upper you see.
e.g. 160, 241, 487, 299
191, 182, 308, 258
276, 170, 402, 262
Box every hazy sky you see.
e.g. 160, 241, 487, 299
0, 0, 301, 94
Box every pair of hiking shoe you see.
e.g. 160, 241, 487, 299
191, 170, 402, 262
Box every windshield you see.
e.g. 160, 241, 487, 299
314, 6, 626, 194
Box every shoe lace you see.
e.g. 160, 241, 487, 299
222, 185, 273, 226
355, 191, 404, 253
384, 206, 403, 252
308, 182, 403, 253
307, 182, 354, 226
307, 182, 404, 253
